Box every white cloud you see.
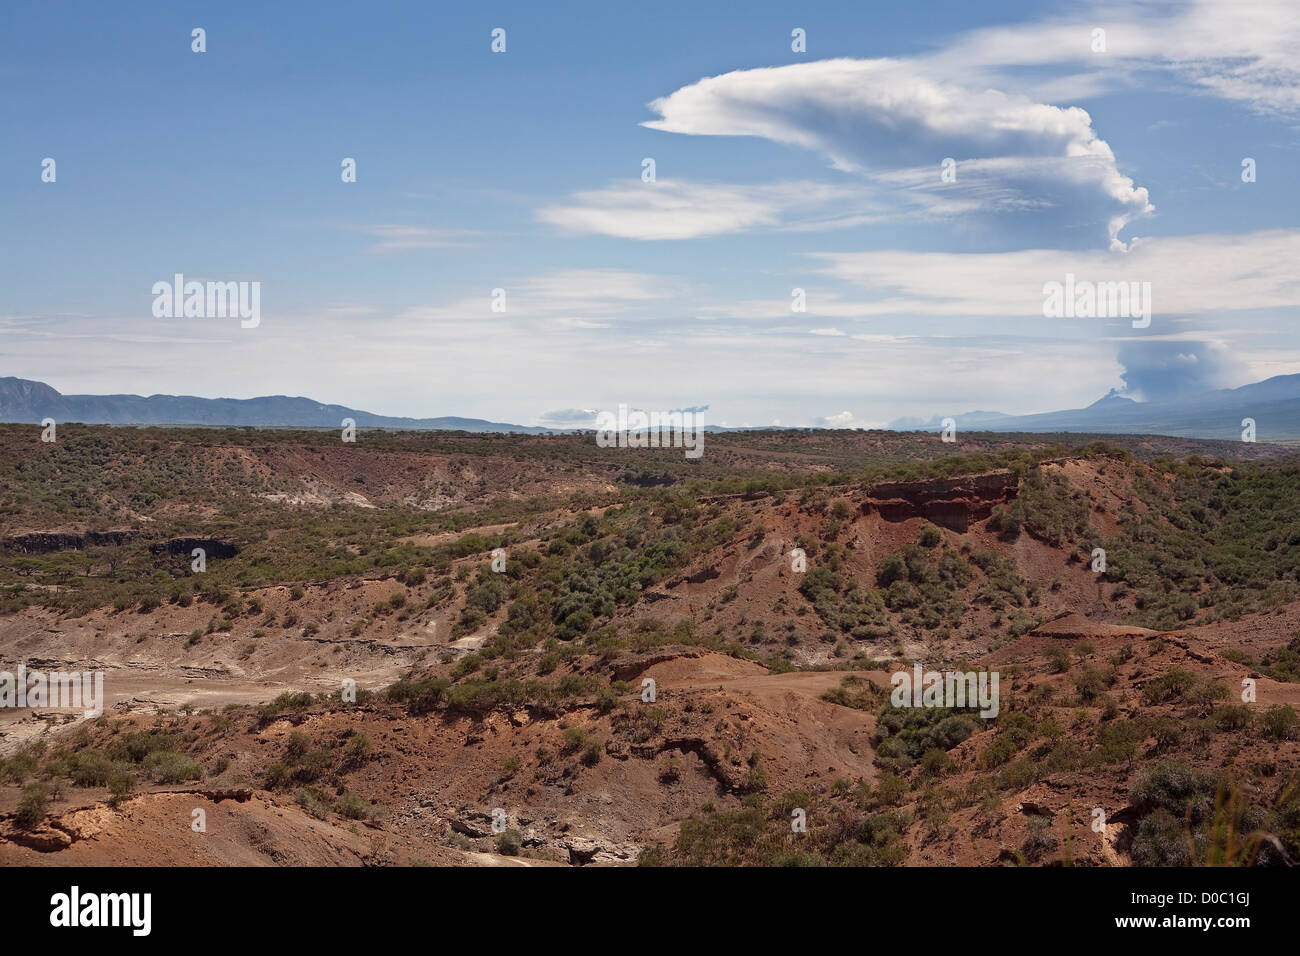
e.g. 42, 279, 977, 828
389, 268, 681, 332
521, 269, 677, 305
920, 0, 1300, 117
643, 58, 1153, 248
538, 181, 779, 240
537, 171, 1063, 241
807, 229, 1300, 318
537, 407, 599, 426
536, 180, 895, 240
545, 4, 1300, 247
813, 411, 870, 429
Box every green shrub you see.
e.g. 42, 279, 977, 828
1092, 719, 1142, 765
67, 751, 116, 787
386, 678, 449, 715
108, 771, 135, 807
1072, 665, 1112, 703
496, 829, 523, 856
290, 749, 334, 783
142, 751, 203, 784
336, 791, 373, 820
295, 787, 330, 819
1020, 823, 1059, 863
1260, 705, 1298, 741
264, 762, 291, 789
1129, 761, 1220, 826
0, 744, 41, 784
1130, 808, 1194, 866
581, 739, 604, 767
15, 783, 50, 829
1141, 667, 1199, 705
284, 731, 311, 761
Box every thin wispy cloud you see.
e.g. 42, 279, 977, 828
353, 225, 480, 252
807, 229, 1300, 318
921, 0, 1300, 117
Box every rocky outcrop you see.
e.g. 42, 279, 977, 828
862, 470, 1019, 532
1, 530, 136, 553
2, 531, 238, 559
1029, 612, 1163, 640
148, 537, 239, 559
447, 809, 639, 865
560, 836, 640, 866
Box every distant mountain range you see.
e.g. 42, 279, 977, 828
0, 377, 549, 433
3, 374, 1298, 441
887, 374, 1300, 441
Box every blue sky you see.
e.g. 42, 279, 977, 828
3, 0, 1299, 427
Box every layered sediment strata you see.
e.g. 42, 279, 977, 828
862, 470, 1020, 532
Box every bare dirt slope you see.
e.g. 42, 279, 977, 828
2, 431, 1298, 866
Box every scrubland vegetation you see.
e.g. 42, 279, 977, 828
3, 425, 1299, 867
